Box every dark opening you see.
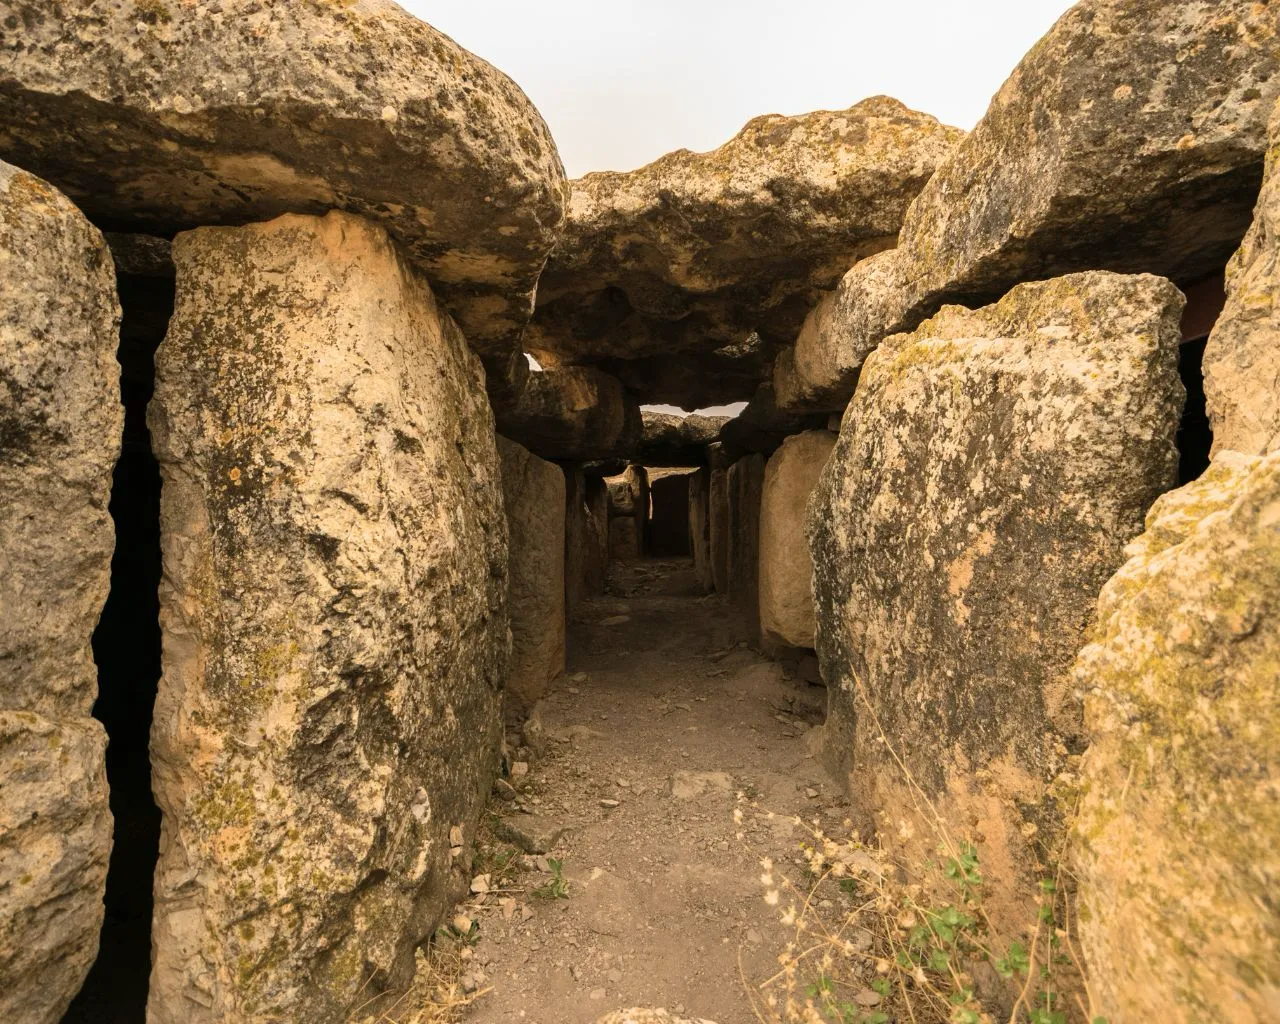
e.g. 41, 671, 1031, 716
648, 471, 693, 557
1176, 336, 1213, 486
64, 272, 170, 1023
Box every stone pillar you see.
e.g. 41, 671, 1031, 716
688, 467, 713, 592
808, 272, 1184, 940
727, 453, 765, 644
0, 161, 121, 1024
1074, 450, 1280, 1024
649, 471, 692, 557
606, 464, 649, 562
498, 438, 566, 716
759, 429, 836, 651
708, 444, 730, 594
147, 212, 507, 1023
565, 470, 609, 614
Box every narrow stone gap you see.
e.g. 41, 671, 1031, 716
63, 272, 172, 1024
1174, 270, 1225, 486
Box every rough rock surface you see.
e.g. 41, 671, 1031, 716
606, 465, 649, 562
776, 0, 1280, 412
727, 454, 766, 644
147, 211, 507, 1022
808, 272, 1185, 933
649, 471, 693, 558
497, 438, 566, 714
688, 468, 714, 593
1073, 450, 1280, 1023
759, 430, 837, 650
638, 411, 729, 466
1206, 97, 1280, 457
528, 97, 962, 404
608, 516, 643, 563
709, 451, 730, 595
496, 367, 642, 463
721, 383, 828, 458
565, 471, 609, 614
0, 0, 567, 352
0, 161, 120, 1024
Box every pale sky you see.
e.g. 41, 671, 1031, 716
404, 0, 1077, 178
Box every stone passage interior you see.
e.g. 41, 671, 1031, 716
64, 271, 171, 1024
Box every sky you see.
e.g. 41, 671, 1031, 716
405, 0, 1078, 414
404, 0, 1077, 178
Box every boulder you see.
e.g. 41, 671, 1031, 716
496, 366, 642, 463
147, 211, 507, 1022
808, 272, 1185, 936
638, 411, 729, 466
759, 430, 837, 650
648, 471, 693, 557
776, 0, 1280, 412
0, 0, 567, 353
0, 161, 120, 1024
1074, 450, 1280, 1023
1205, 96, 1280, 457
721, 383, 828, 458
528, 97, 962, 405
565, 471, 609, 614
497, 438, 566, 714
727, 454, 766, 644
688, 468, 714, 593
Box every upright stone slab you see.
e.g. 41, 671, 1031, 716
1205, 97, 1280, 457
688, 468, 714, 593
759, 430, 836, 650
497, 438, 566, 715
709, 448, 731, 594
1074, 451, 1280, 1023
606, 465, 649, 562
565, 471, 609, 614
727, 454, 765, 644
147, 211, 508, 1023
809, 272, 1184, 932
0, 161, 120, 1024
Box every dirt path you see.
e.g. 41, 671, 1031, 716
458, 558, 843, 1024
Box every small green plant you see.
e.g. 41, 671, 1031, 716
530, 857, 570, 901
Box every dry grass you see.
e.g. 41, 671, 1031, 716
348, 943, 487, 1024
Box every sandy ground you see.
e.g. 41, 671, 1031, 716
458, 558, 846, 1024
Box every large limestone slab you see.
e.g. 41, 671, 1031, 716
776, 0, 1280, 412
0, 161, 120, 1024
147, 211, 507, 1022
708, 449, 730, 595
1205, 97, 1280, 457
565, 471, 609, 614
809, 272, 1184, 932
638, 411, 729, 466
1074, 450, 1280, 1023
727, 454, 765, 644
496, 366, 642, 462
688, 468, 713, 593
498, 438, 566, 714
759, 430, 836, 650
528, 97, 961, 403
0, 0, 567, 352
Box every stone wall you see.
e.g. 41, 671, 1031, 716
498, 437, 566, 715
566, 470, 609, 614
727, 454, 765, 645
688, 467, 713, 592
0, 161, 121, 1024
709, 448, 730, 595
147, 211, 508, 1022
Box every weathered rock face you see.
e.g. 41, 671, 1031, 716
637, 411, 729, 466
759, 430, 836, 650
0, 0, 567, 353
1074, 450, 1280, 1023
727, 454, 765, 644
1206, 97, 1280, 457
688, 468, 714, 593
721, 382, 829, 458
497, 438, 566, 714
708, 449, 731, 595
496, 367, 642, 463
0, 161, 120, 1024
809, 272, 1185, 932
565, 471, 609, 614
606, 464, 649, 562
147, 211, 507, 1022
649, 471, 693, 557
528, 97, 962, 405
608, 516, 643, 562
776, 0, 1280, 412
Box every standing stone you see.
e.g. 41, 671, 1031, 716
649, 472, 693, 557
608, 516, 644, 563
1074, 450, 1280, 1023
709, 447, 731, 595
0, 160, 120, 1024
727, 454, 766, 644
606, 465, 649, 562
809, 272, 1184, 934
688, 468, 714, 593
1205, 97, 1280, 457
565, 471, 609, 614
147, 211, 507, 1023
759, 430, 836, 651
497, 438, 566, 715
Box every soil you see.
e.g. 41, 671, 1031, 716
458, 558, 847, 1024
